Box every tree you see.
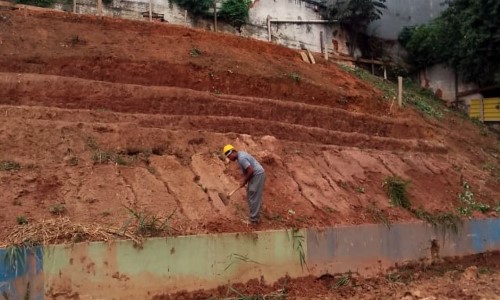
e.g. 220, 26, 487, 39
173, 0, 212, 16
322, 0, 387, 56
219, 0, 252, 29
400, 0, 500, 86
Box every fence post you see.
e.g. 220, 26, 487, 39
73, 0, 76, 13
267, 16, 271, 42
213, 0, 217, 32
398, 76, 403, 107
480, 98, 484, 122
320, 31, 324, 54
97, 0, 102, 17
383, 65, 387, 80
149, 0, 152, 22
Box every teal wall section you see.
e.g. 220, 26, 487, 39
0, 219, 499, 299
42, 229, 306, 299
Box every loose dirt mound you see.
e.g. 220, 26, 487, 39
156, 251, 500, 299
0, 9, 498, 241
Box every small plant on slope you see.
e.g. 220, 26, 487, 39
457, 181, 491, 217
122, 206, 177, 237
383, 176, 411, 209
0, 161, 21, 171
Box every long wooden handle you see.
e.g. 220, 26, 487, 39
228, 186, 241, 197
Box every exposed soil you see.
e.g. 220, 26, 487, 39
0, 8, 499, 242
156, 251, 500, 299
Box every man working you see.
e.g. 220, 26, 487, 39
223, 144, 266, 225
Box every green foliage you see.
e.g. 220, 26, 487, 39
49, 204, 67, 215
321, 0, 386, 54
411, 208, 461, 234
224, 253, 261, 271
386, 268, 414, 284
16, 215, 28, 225
190, 47, 202, 57
122, 206, 177, 237
340, 66, 445, 118
400, 0, 500, 86
457, 181, 491, 217
0, 161, 21, 171
15, 0, 55, 8
403, 80, 443, 118
322, 0, 386, 26
286, 72, 301, 83
383, 176, 411, 209
219, 0, 252, 27
173, 0, 212, 16
367, 205, 390, 228
67, 156, 79, 166
332, 271, 353, 289
86, 136, 129, 165
4, 246, 27, 274
288, 228, 306, 270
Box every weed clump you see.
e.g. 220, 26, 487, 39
190, 47, 202, 57
0, 161, 21, 171
458, 181, 492, 217
383, 176, 411, 209
286, 72, 301, 83
49, 204, 66, 215
122, 206, 177, 237
16, 215, 28, 225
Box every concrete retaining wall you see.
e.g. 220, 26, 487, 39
419, 64, 477, 102
1, 218, 499, 299
51, 0, 343, 53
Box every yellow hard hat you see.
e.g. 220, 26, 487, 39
223, 144, 235, 156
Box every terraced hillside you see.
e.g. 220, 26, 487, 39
0, 8, 498, 240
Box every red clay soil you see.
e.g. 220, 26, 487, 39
155, 251, 500, 299
0, 8, 499, 241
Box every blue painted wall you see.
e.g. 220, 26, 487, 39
470, 218, 500, 253
0, 247, 44, 300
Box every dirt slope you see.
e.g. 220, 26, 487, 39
0, 9, 498, 240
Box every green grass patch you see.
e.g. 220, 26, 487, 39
0, 161, 21, 171
367, 205, 391, 228
339, 66, 444, 118
383, 176, 411, 209
286, 72, 301, 83
49, 204, 66, 215
121, 206, 177, 237
16, 215, 28, 225
458, 181, 492, 217
332, 271, 353, 289
411, 208, 461, 234
190, 47, 202, 57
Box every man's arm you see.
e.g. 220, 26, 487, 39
241, 165, 254, 187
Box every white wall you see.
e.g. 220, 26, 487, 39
248, 0, 338, 53
55, 0, 194, 24
54, 0, 344, 53
419, 64, 477, 103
